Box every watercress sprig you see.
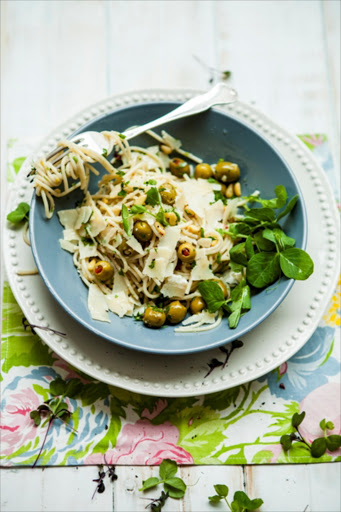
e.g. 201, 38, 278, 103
139, 459, 186, 500
280, 412, 341, 458
30, 377, 83, 467
208, 484, 263, 511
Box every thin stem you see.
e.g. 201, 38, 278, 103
224, 497, 232, 510
32, 417, 53, 467
296, 427, 311, 449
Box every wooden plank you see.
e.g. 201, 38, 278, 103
1, 0, 107, 140
106, 1, 216, 95
322, 0, 341, 169
245, 464, 341, 512
0, 467, 112, 512
215, 0, 332, 135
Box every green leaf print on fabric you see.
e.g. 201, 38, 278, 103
166, 405, 227, 462
202, 387, 241, 411
251, 450, 274, 463
1, 335, 56, 373
264, 402, 300, 438
80, 382, 111, 407
276, 442, 333, 464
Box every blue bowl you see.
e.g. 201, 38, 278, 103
30, 102, 307, 354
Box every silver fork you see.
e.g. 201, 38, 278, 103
46, 83, 237, 167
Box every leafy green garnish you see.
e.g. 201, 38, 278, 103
280, 412, 341, 459
7, 202, 30, 224
208, 483, 263, 511
139, 459, 186, 500
121, 204, 131, 236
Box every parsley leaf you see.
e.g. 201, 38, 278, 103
121, 204, 131, 236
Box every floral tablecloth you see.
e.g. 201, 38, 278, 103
1, 135, 340, 466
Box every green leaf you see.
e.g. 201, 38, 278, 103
279, 248, 314, 280
246, 252, 280, 288
121, 204, 131, 236
197, 281, 226, 313
277, 194, 298, 221
227, 223, 252, 239
146, 187, 160, 207
245, 236, 255, 259
243, 207, 276, 224
292, 411, 305, 428
12, 156, 26, 174
253, 230, 275, 251
159, 459, 177, 480
30, 410, 41, 426
273, 228, 296, 250
214, 484, 229, 497
251, 450, 274, 464
139, 477, 160, 491
280, 434, 292, 451
325, 435, 341, 452
49, 378, 67, 397
319, 418, 326, 431
326, 421, 335, 431
130, 205, 147, 215
7, 202, 30, 224
64, 379, 83, 398
246, 185, 287, 210
163, 477, 186, 498
230, 243, 248, 266
233, 491, 263, 511
208, 495, 223, 502
311, 437, 327, 458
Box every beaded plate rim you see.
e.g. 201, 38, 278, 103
3, 88, 340, 397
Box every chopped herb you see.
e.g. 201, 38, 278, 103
149, 260, 156, 269
145, 179, 157, 185
217, 253, 222, 264
102, 148, 108, 157
117, 189, 127, 197
116, 170, 125, 176
72, 156, 78, 163
118, 269, 124, 276
200, 227, 205, 238
81, 237, 94, 246
119, 133, 126, 139
121, 204, 131, 236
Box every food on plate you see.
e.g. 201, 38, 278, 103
31, 130, 314, 332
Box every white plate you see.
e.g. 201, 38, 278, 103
3, 89, 340, 397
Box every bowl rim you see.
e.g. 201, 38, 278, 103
29, 97, 308, 355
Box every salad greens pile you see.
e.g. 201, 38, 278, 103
198, 185, 313, 329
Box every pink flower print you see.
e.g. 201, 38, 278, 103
141, 399, 168, 420
85, 419, 193, 465
300, 382, 341, 455
300, 134, 325, 147
279, 362, 288, 376
0, 388, 40, 457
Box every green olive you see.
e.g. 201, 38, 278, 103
133, 221, 153, 242
143, 306, 166, 328
212, 279, 228, 298
215, 161, 240, 183
190, 296, 206, 314
94, 260, 114, 281
164, 211, 179, 226
194, 163, 213, 179
159, 183, 176, 205
166, 301, 187, 324
118, 239, 133, 256
177, 242, 196, 263
169, 158, 190, 178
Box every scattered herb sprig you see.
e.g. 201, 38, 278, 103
205, 341, 243, 378
139, 459, 186, 505
30, 377, 82, 467
92, 455, 118, 499
208, 484, 263, 511
280, 412, 341, 458
22, 317, 66, 337
7, 202, 30, 224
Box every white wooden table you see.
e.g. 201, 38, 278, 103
1, 1, 340, 511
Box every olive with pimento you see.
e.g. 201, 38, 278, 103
177, 242, 196, 263
93, 260, 114, 281
169, 158, 190, 178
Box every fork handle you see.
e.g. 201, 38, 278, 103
122, 83, 238, 141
